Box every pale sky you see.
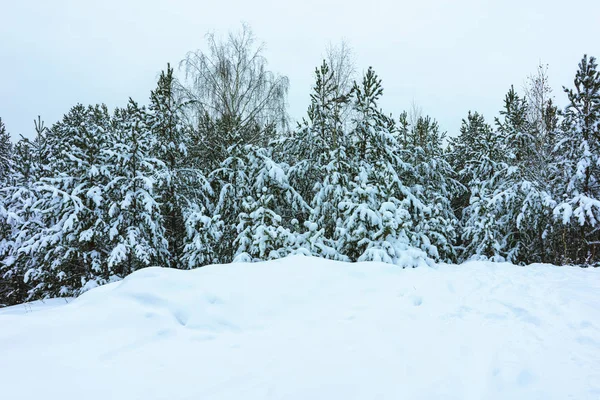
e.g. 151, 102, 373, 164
1, 0, 599, 140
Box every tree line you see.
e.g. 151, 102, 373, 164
1, 25, 599, 306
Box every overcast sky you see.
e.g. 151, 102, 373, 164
1, 0, 599, 140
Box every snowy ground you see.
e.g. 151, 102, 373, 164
1, 256, 599, 399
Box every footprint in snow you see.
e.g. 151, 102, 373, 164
517, 370, 535, 386
412, 295, 423, 306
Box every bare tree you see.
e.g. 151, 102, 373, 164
524, 62, 556, 141
324, 40, 356, 128
178, 23, 290, 133
408, 99, 423, 128
522, 62, 558, 181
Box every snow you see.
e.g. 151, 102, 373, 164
0, 297, 73, 316
1, 256, 600, 399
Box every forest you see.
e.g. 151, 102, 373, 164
1, 25, 599, 307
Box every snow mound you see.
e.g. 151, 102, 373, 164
1, 256, 600, 399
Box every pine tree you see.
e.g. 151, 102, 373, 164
281, 60, 352, 259
103, 100, 169, 276
450, 111, 496, 189
495, 87, 556, 263
233, 145, 306, 262
452, 111, 510, 261
553, 55, 600, 264
338, 67, 432, 267
496, 87, 534, 170
19, 105, 112, 298
148, 64, 193, 269
285, 61, 343, 201
209, 121, 266, 263
406, 116, 461, 261
0, 119, 48, 305
0, 118, 12, 184
182, 203, 223, 268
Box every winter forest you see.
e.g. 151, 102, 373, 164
1, 25, 599, 307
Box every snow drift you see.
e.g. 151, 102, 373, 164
1, 256, 599, 399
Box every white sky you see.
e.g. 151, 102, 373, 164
1, 0, 599, 140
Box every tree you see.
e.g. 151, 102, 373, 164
524, 62, 558, 145
553, 54, 600, 264
405, 115, 461, 261
337, 67, 432, 267
103, 101, 169, 276
182, 203, 223, 268
324, 40, 356, 131
452, 111, 510, 261
20, 104, 113, 299
209, 122, 272, 263
148, 64, 202, 269
279, 60, 354, 259
0, 118, 12, 184
179, 23, 289, 170
233, 145, 307, 262
495, 86, 556, 263
450, 111, 495, 187
0, 119, 49, 305
285, 60, 350, 207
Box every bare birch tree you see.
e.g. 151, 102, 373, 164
179, 23, 289, 133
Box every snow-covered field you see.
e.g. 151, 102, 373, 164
1, 256, 599, 399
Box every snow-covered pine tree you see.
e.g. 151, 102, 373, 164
452, 111, 511, 261
0, 118, 14, 305
209, 120, 264, 263
339, 67, 432, 267
494, 86, 556, 263
404, 115, 461, 262
148, 64, 191, 269
450, 111, 495, 192
497, 87, 535, 172
0, 118, 12, 184
233, 145, 307, 262
103, 100, 169, 277
182, 202, 223, 268
285, 61, 341, 201
281, 60, 352, 259
553, 55, 600, 264
0, 119, 49, 305
20, 105, 112, 298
